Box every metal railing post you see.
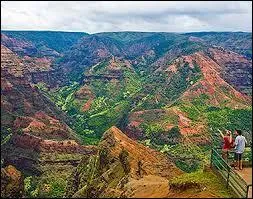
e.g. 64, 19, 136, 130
246, 185, 249, 199
246, 185, 252, 199
210, 148, 213, 168
226, 163, 230, 188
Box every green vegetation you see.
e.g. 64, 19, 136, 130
24, 175, 67, 198
36, 66, 143, 144
87, 100, 131, 136
169, 170, 235, 198
161, 142, 210, 173
137, 60, 203, 110
1, 127, 12, 146
206, 107, 252, 132
24, 176, 39, 198
140, 123, 182, 146
23, 151, 80, 198
138, 120, 208, 173
178, 95, 252, 133
1, 128, 13, 168
91, 61, 109, 74
175, 159, 200, 173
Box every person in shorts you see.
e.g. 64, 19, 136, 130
218, 129, 233, 161
234, 129, 247, 170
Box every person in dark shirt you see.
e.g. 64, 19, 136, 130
218, 129, 233, 160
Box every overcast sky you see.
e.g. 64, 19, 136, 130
1, 1, 252, 33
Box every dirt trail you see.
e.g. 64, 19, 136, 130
235, 167, 252, 198
124, 175, 170, 198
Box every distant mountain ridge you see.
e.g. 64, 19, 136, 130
1, 30, 88, 57
183, 31, 252, 59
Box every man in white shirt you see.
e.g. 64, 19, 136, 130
234, 130, 247, 170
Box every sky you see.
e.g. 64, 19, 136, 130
1, 1, 252, 33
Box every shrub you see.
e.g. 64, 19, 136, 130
175, 159, 200, 173
168, 126, 181, 139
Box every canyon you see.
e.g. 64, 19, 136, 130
1, 30, 252, 198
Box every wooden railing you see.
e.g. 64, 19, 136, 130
211, 147, 252, 198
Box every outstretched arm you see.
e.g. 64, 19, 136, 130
218, 129, 224, 138
228, 130, 232, 143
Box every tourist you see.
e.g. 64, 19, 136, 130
218, 129, 233, 161
233, 130, 247, 170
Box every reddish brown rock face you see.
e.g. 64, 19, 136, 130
1, 45, 73, 129
1, 44, 91, 178
125, 107, 210, 146
65, 126, 183, 198
1, 45, 27, 78
1, 44, 60, 86
22, 56, 53, 72
74, 85, 95, 112
207, 48, 252, 95
100, 126, 183, 179
81, 98, 94, 112
1, 78, 14, 91
12, 111, 77, 141
163, 50, 251, 108
1, 33, 60, 58
1, 33, 35, 56
11, 132, 97, 155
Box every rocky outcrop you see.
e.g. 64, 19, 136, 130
125, 109, 166, 140
1, 165, 24, 198
65, 126, 183, 198
1, 44, 65, 86
1, 45, 28, 78
1, 45, 73, 128
13, 111, 77, 140
83, 74, 123, 84
11, 132, 97, 155
82, 56, 132, 84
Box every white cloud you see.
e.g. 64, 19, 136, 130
1, 1, 252, 33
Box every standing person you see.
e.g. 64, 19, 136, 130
234, 129, 247, 170
218, 129, 233, 160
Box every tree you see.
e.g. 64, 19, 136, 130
167, 126, 182, 144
